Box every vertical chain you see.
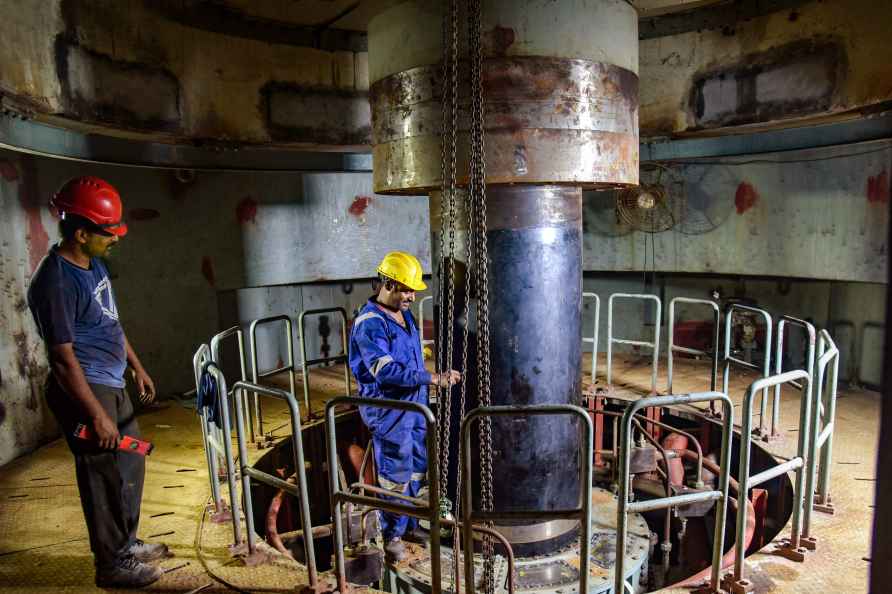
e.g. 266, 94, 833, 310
467, 0, 495, 592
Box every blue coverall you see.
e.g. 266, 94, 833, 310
349, 298, 431, 541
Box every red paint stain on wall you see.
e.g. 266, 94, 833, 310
201, 256, 216, 287
348, 195, 372, 216
129, 208, 161, 221
0, 160, 19, 181
16, 157, 49, 274
236, 197, 258, 224
735, 182, 760, 214
867, 170, 890, 204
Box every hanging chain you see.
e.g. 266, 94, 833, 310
436, 0, 460, 502
467, 0, 495, 592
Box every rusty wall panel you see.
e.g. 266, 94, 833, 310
583, 141, 891, 282
640, 0, 892, 136
0, 154, 59, 467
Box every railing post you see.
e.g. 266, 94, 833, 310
299, 307, 353, 416
722, 304, 773, 435
773, 316, 816, 440
249, 315, 298, 445
667, 297, 720, 397
583, 292, 600, 383
607, 293, 662, 394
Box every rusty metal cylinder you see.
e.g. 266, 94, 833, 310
368, 0, 640, 194
370, 0, 639, 555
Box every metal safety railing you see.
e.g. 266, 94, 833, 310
616, 391, 734, 594
804, 330, 841, 528
730, 370, 812, 589
771, 316, 816, 439
192, 344, 226, 516
249, 315, 298, 444
607, 293, 662, 394
417, 295, 435, 349
231, 381, 318, 583
722, 304, 773, 436
198, 360, 244, 546
326, 396, 442, 594
667, 297, 720, 395
461, 405, 593, 594
583, 292, 601, 383
299, 308, 352, 417
210, 325, 250, 438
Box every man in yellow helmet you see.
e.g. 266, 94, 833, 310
348, 251, 461, 562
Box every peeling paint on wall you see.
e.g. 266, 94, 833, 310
735, 182, 760, 214
867, 170, 889, 204
236, 197, 258, 224
15, 158, 49, 275
348, 195, 372, 216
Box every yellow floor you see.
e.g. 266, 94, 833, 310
0, 359, 878, 593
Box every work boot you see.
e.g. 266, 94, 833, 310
129, 539, 172, 562
384, 537, 406, 563
95, 555, 163, 589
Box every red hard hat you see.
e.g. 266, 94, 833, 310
51, 176, 128, 237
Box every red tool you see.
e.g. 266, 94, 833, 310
74, 424, 154, 456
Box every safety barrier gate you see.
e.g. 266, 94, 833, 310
607, 293, 662, 394
192, 344, 229, 521
583, 292, 600, 383
616, 391, 734, 594
461, 405, 593, 594
727, 369, 812, 592
210, 325, 250, 439
231, 381, 318, 582
771, 316, 816, 440
806, 330, 841, 521
667, 297, 720, 396
722, 304, 773, 437
299, 307, 352, 417
248, 315, 298, 445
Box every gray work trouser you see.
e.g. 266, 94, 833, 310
46, 376, 145, 569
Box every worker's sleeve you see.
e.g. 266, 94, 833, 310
354, 318, 432, 388
29, 272, 75, 346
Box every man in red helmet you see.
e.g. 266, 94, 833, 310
27, 176, 168, 589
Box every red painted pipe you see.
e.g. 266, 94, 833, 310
266, 473, 296, 559
662, 432, 688, 486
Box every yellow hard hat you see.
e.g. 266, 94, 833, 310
377, 251, 427, 291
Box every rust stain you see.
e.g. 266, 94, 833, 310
236, 196, 258, 224
735, 182, 759, 214
129, 208, 161, 221
0, 160, 19, 181
200, 256, 216, 287
867, 170, 889, 204
348, 195, 372, 216
484, 26, 515, 57
16, 158, 49, 274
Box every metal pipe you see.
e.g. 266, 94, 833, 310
210, 326, 250, 440
607, 293, 662, 393
616, 391, 734, 594
267, 476, 296, 559
440, 518, 516, 594
326, 396, 440, 594
299, 307, 352, 417
667, 297, 720, 397
461, 404, 593, 594
193, 344, 223, 511
734, 369, 810, 582
722, 304, 773, 435
773, 316, 816, 438
249, 315, 297, 443
749, 457, 804, 487
817, 331, 841, 505
232, 381, 318, 586
583, 292, 600, 383
202, 362, 243, 546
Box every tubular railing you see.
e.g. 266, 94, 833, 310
249, 315, 298, 445
417, 295, 435, 349
771, 316, 816, 440
804, 330, 841, 532
210, 325, 250, 438
722, 304, 772, 435
193, 344, 225, 516
231, 381, 318, 584
461, 405, 593, 594
667, 297, 720, 395
199, 360, 244, 546
326, 396, 441, 594
731, 370, 812, 588
607, 293, 662, 394
299, 308, 352, 417
616, 391, 734, 594
583, 292, 601, 383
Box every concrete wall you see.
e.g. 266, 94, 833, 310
585, 141, 892, 282
639, 0, 892, 136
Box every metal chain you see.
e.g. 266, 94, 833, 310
467, 0, 495, 592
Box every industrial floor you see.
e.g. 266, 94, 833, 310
0, 357, 878, 593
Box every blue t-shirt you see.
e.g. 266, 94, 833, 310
27, 247, 127, 388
